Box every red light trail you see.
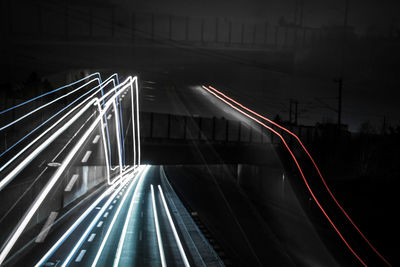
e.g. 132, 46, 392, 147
201, 85, 391, 266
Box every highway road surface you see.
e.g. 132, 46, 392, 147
10, 165, 223, 267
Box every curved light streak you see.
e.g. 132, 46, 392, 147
60, 166, 147, 267
0, 75, 141, 264
151, 184, 167, 267
158, 185, 190, 267
34, 166, 141, 267
200, 85, 367, 266
205, 85, 391, 266
91, 165, 149, 267
112, 165, 149, 267
0, 74, 119, 160
0, 74, 119, 173
0, 72, 102, 116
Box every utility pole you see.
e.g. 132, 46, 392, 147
289, 99, 298, 124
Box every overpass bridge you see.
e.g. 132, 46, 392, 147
0, 73, 391, 266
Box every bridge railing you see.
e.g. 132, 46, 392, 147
140, 112, 317, 145
0, 74, 141, 265
4, 0, 324, 50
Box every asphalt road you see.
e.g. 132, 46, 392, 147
10, 165, 210, 267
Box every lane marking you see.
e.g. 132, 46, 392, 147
107, 114, 112, 120
35, 212, 58, 243
81, 151, 92, 163
97, 221, 103, 228
92, 135, 101, 144
88, 233, 96, 242
75, 250, 86, 262
151, 184, 166, 267
103, 212, 109, 218
108, 205, 113, 210
64, 174, 79, 192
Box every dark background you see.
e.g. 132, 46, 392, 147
1, 0, 400, 265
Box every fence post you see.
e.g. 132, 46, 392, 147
201, 18, 204, 44
185, 16, 189, 41
264, 21, 268, 45
253, 24, 256, 45
65, 0, 69, 40
284, 26, 288, 47
132, 12, 135, 41
111, 7, 115, 37
89, 8, 93, 37
151, 13, 154, 40
241, 23, 245, 44
169, 14, 172, 40
215, 17, 219, 43
228, 19, 232, 46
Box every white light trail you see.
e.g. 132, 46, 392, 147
91, 166, 147, 267
158, 185, 190, 267
112, 165, 150, 267
0, 78, 100, 132
0, 74, 141, 265
33, 166, 137, 267
0, 72, 102, 116
0, 76, 137, 190
0, 75, 121, 176
151, 184, 167, 267
59, 168, 142, 267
